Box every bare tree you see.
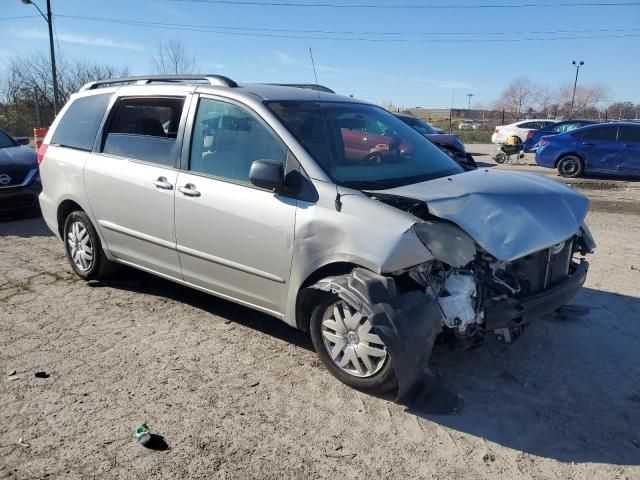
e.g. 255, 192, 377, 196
1, 52, 128, 134
493, 77, 541, 118
607, 101, 637, 120
151, 40, 198, 75
557, 82, 610, 118
380, 100, 400, 112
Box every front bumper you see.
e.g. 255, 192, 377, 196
484, 261, 588, 330
0, 177, 42, 215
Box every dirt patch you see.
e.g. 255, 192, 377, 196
1, 213, 640, 479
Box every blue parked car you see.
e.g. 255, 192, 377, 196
535, 122, 640, 178
523, 119, 597, 152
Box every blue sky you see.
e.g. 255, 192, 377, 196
2, 0, 639, 108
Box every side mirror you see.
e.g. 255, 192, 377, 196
249, 160, 284, 192
15, 137, 30, 146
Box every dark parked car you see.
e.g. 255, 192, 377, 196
0, 128, 41, 217
395, 114, 476, 168
535, 122, 640, 178
523, 119, 597, 152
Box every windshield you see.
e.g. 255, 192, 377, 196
267, 101, 462, 190
0, 129, 17, 149
397, 116, 438, 135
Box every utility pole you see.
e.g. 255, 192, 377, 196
569, 60, 584, 119
21, 0, 59, 114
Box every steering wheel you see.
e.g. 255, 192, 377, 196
360, 151, 384, 164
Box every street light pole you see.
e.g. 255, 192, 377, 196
21, 0, 59, 114
569, 60, 584, 119
467, 93, 474, 112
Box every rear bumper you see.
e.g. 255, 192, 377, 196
0, 177, 42, 215
484, 261, 588, 330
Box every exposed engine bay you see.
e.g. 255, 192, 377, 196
368, 189, 595, 345
405, 233, 590, 344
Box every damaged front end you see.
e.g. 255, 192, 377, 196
310, 181, 594, 405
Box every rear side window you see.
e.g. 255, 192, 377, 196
51, 94, 111, 151
618, 126, 640, 142
575, 126, 618, 142
102, 97, 185, 166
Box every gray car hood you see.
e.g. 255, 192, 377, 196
379, 169, 589, 261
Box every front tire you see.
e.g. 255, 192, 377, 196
557, 155, 583, 178
63, 211, 116, 280
309, 294, 397, 394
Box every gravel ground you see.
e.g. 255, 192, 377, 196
1, 188, 640, 478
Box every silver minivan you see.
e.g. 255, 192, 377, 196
39, 75, 594, 397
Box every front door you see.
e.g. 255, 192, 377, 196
577, 125, 622, 173
174, 96, 296, 316
618, 125, 640, 175
85, 95, 188, 278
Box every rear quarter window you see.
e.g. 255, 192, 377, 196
51, 94, 112, 151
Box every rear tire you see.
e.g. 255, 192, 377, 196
309, 293, 398, 394
557, 155, 583, 178
63, 211, 116, 281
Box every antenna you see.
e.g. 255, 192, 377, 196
308, 47, 342, 211
309, 47, 320, 92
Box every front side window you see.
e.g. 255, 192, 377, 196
268, 101, 462, 190
554, 123, 580, 134
102, 97, 185, 166
618, 126, 640, 143
189, 97, 287, 183
51, 93, 111, 151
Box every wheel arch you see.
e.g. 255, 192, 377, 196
295, 261, 365, 331
56, 198, 85, 239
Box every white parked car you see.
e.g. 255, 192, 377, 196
492, 119, 557, 144
458, 120, 475, 130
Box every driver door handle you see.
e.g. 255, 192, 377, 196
152, 176, 173, 190
178, 183, 201, 197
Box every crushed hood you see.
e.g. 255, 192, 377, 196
378, 169, 589, 261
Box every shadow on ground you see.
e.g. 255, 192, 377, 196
93, 267, 314, 352
415, 287, 640, 466
97, 264, 640, 466
0, 214, 51, 237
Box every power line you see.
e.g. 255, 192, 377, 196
54, 14, 640, 37
170, 0, 640, 9
55, 14, 640, 43
0, 15, 40, 21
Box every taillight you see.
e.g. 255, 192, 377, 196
539, 139, 549, 147
526, 131, 533, 139
37, 143, 48, 166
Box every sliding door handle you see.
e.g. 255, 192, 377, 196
152, 177, 173, 190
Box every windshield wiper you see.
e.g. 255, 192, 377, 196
341, 179, 401, 191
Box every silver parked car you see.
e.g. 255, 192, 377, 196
39, 75, 594, 397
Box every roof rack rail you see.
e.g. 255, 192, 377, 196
79, 74, 238, 91
263, 83, 335, 94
